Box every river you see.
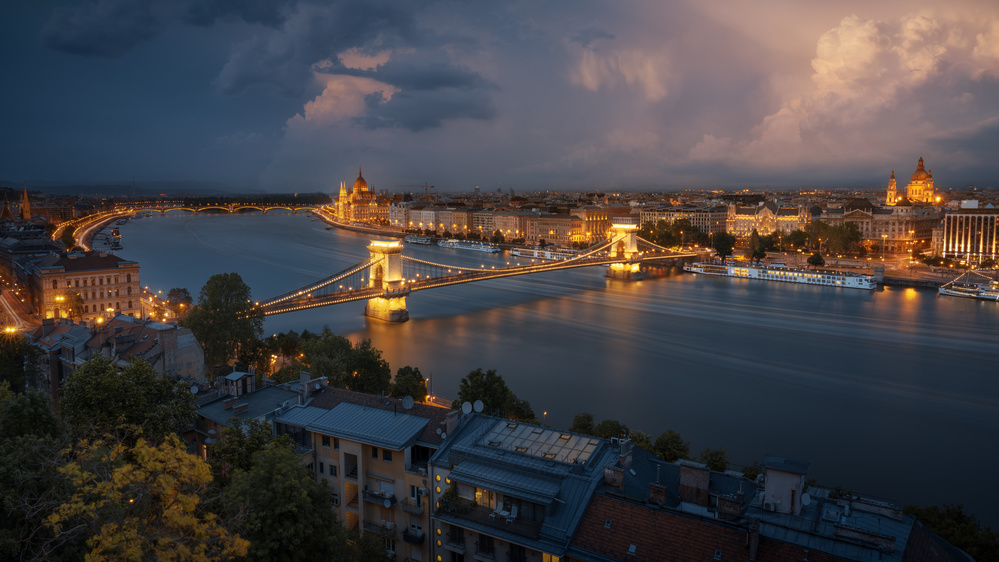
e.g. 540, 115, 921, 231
117, 211, 999, 525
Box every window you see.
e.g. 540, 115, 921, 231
334, 437, 339, 450
127, 301, 132, 309
75, 279, 79, 288
84, 305, 89, 313
106, 276, 111, 284
99, 278, 103, 286
127, 287, 131, 295
383, 449, 392, 462
322, 436, 331, 448
372, 447, 378, 459
52, 280, 58, 290
330, 465, 337, 477
115, 302, 120, 310
126, 274, 131, 283
318, 462, 324, 474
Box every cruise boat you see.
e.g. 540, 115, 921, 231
437, 239, 501, 253
939, 270, 999, 301
683, 262, 877, 290
403, 235, 433, 245
509, 247, 582, 261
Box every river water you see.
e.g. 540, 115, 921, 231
118, 212, 999, 525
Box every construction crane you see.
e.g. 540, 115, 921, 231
397, 182, 435, 201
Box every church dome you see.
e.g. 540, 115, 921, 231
910, 157, 928, 182
352, 169, 368, 192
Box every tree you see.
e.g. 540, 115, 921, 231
47, 435, 248, 561
747, 229, 767, 263
700, 447, 729, 472
59, 226, 76, 249
742, 459, 762, 480
207, 418, 283, 489
181, 272, 263, 371
0, 389, 63, 441
225, 441, 353, 561
61, 292, 85, 321
629, 429, 653, 452
59, 356, 196, 443
390, 365, 428, 401
903, 504, 999, 562
712, 232, 736, 262
593, 419, 629, 438
491, 230, 505, 243
571, 412, 595, 435
0, 332, 39, 393
786, 229, 808, 249
807, 252, 825, 267
454, 368, 536, 422
654, 430, 690, 462
166, 287, 193, 316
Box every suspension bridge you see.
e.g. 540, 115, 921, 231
256, 223, 700, 321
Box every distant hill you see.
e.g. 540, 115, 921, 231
0, 180, 271, 197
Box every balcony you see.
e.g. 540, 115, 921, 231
440, 504, 542, 540
444, 533, 465, 554
362, 520, 397, 538
402, 528, 425, 545
363, 489, 397, 507
401, 498, 424, 515
473, 542, 496, 561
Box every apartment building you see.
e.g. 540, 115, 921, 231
28, 251, 141, 324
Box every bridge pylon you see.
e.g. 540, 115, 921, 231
364, 240, 410, 322
606, 222, 643, 280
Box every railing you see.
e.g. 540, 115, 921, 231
363, 489, 397, 506
345, 464, 358, 479
401, 498, 424, 515
362, 520, 397, 537
444, 533, 465, 553
402, 528, 425, 545
473, 541, 496, 561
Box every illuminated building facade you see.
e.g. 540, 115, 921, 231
641, 205, 727, 234
335, 169, 390, 223
904, 157, 936, 204
29, 251, 141, 324
727, 202, 809, 237
941, 208, 999, 263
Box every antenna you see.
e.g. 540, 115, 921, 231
402, 396, 414, 410
473, 400, 484, 413
461, 401, 472, 414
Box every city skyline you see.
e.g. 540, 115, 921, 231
3, 1, 999, 192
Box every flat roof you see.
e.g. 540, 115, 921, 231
480, 420, 601, 466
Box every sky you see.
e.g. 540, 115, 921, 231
2, 0, 999, 193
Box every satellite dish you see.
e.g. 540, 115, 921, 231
461, 401, 472, 414
801, 493, 811, 506
402, 396, 415, 410
436, 427, 442, 435
190, 385, 199, 394
473, 400, 484, 413
383, 499, 391, 509
440, 432, 446, 440
314, 382, 321, 390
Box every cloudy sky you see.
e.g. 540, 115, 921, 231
3, 0, 998, 192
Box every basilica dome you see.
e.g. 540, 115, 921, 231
910, 157, 929, 182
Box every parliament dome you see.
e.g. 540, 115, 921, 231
352, 169, 368, 192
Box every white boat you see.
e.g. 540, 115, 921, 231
437, 239, 501, 253
683, 261, 877, 290
509, 247, 582, 261
404, 235, 433, 245
939, 271, 999, 301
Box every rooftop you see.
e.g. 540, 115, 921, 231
275, 402, 429, 450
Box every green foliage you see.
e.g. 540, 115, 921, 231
181, 272, 263, 370
297, 329, 391, 394
61, 292, 85, 320
454, 368, 536, 422
654, 430, 690, 462
807, 252, 826, 267
0, 389, 63, 441
225, 441, 352, 561
390, 365, 427, 401
629, 429, 653, 452
904, 504, 999, 562
570, 412, 595, 435
700, 447, 729, 472
712, 232, 736, 261
747, 229, 767, 262
59, 356, 196, 443
0, 333, 38, 394
491, 229, 505, 243
785, 229, 809, 249
207, 418, 285, 489
59, 226, 75, 249
742, 460, 762, 480
166, 287, 193, 315
593, 419, 629, 438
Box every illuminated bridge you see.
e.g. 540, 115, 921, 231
257, 224, 700, 322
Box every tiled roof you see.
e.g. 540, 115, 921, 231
36, 251, 137, 273
309, 387, 450, 446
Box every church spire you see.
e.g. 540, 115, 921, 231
20, 185, 30, 220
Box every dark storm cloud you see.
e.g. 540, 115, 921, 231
337, 54, 496, 92
571, 27, 615, 47
182, 0, 294, 27
42, 0, 167, 57
215, 1, 423, 97
358, 87, 496, 131
41, 0, 291, 58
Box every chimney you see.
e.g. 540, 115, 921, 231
747, 519, 760, 561
603, 465, 625, 489
648, 482, 667, 505
446, 410, 461, 435
618, 438, 633, 469
677, 460, 711, 506
41, 317, 55, 337
299, 371, 311, 405
232, 403, 249, 415
223, 397, 240, 410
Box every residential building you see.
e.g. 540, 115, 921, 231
27, 251, 140, 324
429, 413, 618, 562
570, 206, 609, 244
527, 215, 584, 246
640, 205, 728, 234
274, 387, 451, 561
816, 199, 940, 254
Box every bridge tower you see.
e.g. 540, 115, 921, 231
364, 240, 410, 322
606, 221, 642, 280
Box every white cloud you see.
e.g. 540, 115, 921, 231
287, 73, 399, 127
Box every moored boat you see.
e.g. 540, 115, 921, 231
437, 239, 501, 253
683, 261, 877, 290
939, 270, 999, 301
509, 247, 582, 261
404, 235, 433, 245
